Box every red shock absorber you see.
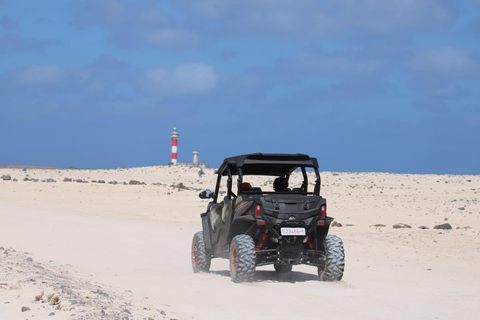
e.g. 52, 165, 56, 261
306, 235, 315, 250
256, 233, 269, 251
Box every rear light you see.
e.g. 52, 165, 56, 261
255, 205, 265, 225
321, 205, 326, 217
255, 205, 261, 217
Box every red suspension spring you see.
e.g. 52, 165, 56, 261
256, 233, 269, 251
306, 235, 315, 250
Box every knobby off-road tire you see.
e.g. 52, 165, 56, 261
318, 234, 345, 281
230, 235, 256, 282
274, 264, 293, 273
191, 231, 211, 273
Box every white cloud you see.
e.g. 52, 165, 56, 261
340, 0, 456, 34
141, 28, 202, 49
413, 100, 450, 114
71, 0, 201, 50
71, 0, 149, 28
280, 52, 384, 78
468, 0, 480, 6
0, 16, 20, 31
140, 63, 218, 96
15, 64, 64, 86
176, 0, 457, 38
406, 47, 480, 78
71, 0, 458, 48
408, 76, 466, 99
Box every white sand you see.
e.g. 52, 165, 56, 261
1, 166, 479, 319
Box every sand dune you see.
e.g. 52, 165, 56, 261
1, 166, 479, 319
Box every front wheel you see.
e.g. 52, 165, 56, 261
318, 234, 345, 281
191, 231, 211, 273
230, 235, 256, 282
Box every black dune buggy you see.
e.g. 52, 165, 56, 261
191, 153, 345, 282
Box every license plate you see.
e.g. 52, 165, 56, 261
280, 227, 306, 236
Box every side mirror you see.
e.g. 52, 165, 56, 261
199, 189, 213, 199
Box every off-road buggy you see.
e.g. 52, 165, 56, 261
191, 153, 345, 282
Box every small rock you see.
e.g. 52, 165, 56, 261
97, 180, 105, 183
108, 181, 118, 185
63, 177, 72, 182
370, 224, 386, 228
76, 179, 83, 183
434, 223, 452, 230
21, 306, 30, 312
393, 223, 411, 229
331, 221, 342, 227
458, 207, 465, 211
129, 180, 141, 185
13, 178, 18, 182
1, 175, 12, 181
27, 257, 33, 262
418, 226, 429, 229
46, 178, 55, 183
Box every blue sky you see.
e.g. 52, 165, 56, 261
1, 0, 479, 174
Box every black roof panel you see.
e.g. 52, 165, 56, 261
218, 153, 319, 176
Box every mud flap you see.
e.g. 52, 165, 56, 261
201, 212, 213, 253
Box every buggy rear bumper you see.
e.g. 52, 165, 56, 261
255, 249, 325, 267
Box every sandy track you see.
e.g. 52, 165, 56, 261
2, 205, 480, 320
1, 167, 480, 319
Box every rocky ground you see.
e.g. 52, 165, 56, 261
1, 247, 172, 320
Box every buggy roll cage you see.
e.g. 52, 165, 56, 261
212, 153, 321, 202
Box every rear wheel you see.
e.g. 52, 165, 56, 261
318, 234, 345, 281
191, 231, 211, 273
274, 264, 292, 273
230, 235, 256, 282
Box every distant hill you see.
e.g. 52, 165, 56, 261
0, 165, 60, 169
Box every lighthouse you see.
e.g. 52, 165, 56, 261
170, 127, 179, 165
